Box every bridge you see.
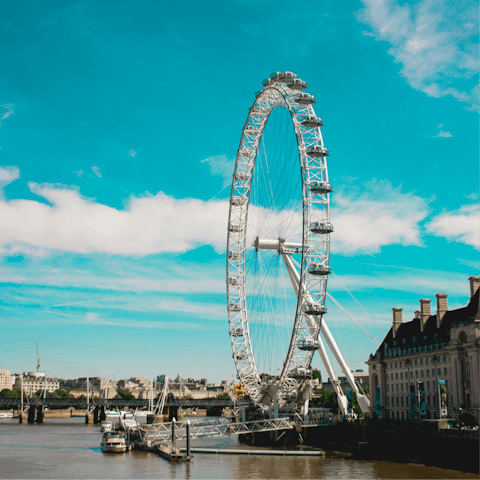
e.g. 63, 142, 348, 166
0, 397, 234, 408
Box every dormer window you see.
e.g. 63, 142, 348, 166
402, 338, 407, 345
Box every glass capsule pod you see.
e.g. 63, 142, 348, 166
229, 224, 242, 233
297, 338, 320, 351
309, 222, 334, 234
300, 115, 323, 127
286, 78, 307, 90
294, 93, 316, 105
307, 264, 332, 276
306, 145, 329, 157
303, 303, 327, 315
309, 181, 332, 194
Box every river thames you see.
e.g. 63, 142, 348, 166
0, 417, 476, 479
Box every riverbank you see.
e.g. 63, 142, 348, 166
303, 421, 479, 474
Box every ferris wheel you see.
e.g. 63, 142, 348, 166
226, 72, 333, 407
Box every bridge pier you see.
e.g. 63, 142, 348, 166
206, 407, 223, 417
28, 406, 36, 424
36, 405, 44, 424
99, 406, 106, 422
85, 412, 94, 424
93, 406, 100, 424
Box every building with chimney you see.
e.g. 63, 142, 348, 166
367, 276, 479, 424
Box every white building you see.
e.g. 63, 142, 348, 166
13, 373, 60, 395
0, 369, 15, 390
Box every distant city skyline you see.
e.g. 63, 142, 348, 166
0, 0, 478, 382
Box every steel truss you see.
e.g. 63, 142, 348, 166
140, 417, 293, 443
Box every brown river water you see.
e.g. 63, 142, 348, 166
0, 417, 477, 479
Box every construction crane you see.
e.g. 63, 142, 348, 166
36, 340, 41, 372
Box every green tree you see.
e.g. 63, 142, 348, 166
310, 389, 338, 415
0, 389, 20, 399
117, 389, 135, 400
312, 369, 322, 382
55, 388, 70, 398
215, 392, 230, 399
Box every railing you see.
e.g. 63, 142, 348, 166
141, 417, 294, 443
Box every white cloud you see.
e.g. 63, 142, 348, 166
84, 311, 199, 330
0, 166, 20, 191
91, 166, 102, 178
128, 149, 137, 157
356, 0, 479, 109
201, 154, 234, 188
0, 104, 14, 124
73, 170, 83, 178
0, 169, 433, 257
465, 192, 479, 201
331, 179, 430, 254
0, 173, 228, 256
431, 130, 452, 138
427, 203, 479, 248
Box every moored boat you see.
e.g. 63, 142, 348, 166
100, 431, 127, 453
100, 421, 112, 432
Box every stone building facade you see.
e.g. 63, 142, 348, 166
13, 374, 60, 395
0, 369, 15, 390
367, 276, 479, 424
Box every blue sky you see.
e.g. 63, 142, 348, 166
0, 0, 478, 382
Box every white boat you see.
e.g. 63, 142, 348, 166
135, 410, 153, 417
100, 431, 127, 453
105, 410, 120, 419
0, 412, 13, 418
100, 421, 112, 432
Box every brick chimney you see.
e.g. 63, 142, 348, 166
414, 310, 420, 319
435, 293, 448, 328
419, 298, 431, 332
392, 307, 403, 338
468, 276, 480, 298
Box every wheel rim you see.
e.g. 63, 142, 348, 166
227, 73, 331, 406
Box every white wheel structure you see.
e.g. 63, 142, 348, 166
227, 72, 333, 408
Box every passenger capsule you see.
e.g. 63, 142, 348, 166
233, 351, 248, 360
303, 303, 327, 315
309, 222, 334, 234
297, 338, 320, 351
238, 148, 252, 157
308, 264, 332, 276
291, 366, 312, 378
309, 181, 332, 194
228, 250, 241, 260
286, 78, 307, 90
294, 92, 316, 105
254, 90, 262, 97
269, 71, 297, 82
231, 197, 246, 206
306, 145, 329, 157
228, 277, 240, 286
244, 126, 258, 136
235, 171, 252, 181
229, 224, 242, 233
228, 303, 241, 312
301, 115, 323, 127
262, 78, 274, 87
231, 327, 244, 337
